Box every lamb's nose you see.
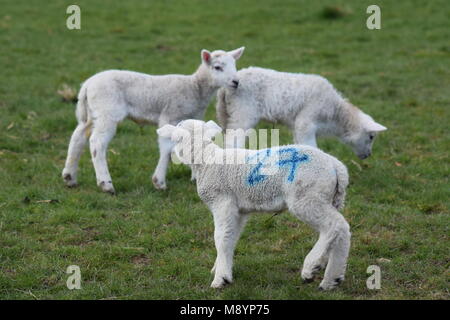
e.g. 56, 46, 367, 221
232, 80, 239, 88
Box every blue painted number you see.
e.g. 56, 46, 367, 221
246, 147, 309, 186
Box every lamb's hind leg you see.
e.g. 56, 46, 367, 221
290, 202, 350, 289
319, 210, 351, 290
89, 119, 118, 194
62, 121, 92, 187
301, 232, 331, 283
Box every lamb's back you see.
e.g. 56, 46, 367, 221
233, 67, 340, 123
196, 145, 341, 212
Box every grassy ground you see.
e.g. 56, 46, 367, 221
0, 0, 449, 300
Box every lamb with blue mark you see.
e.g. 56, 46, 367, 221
157, 119, 351, 290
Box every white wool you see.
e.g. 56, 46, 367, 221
62, 47, 245, 193
216, 66, 387, 159
158, 119, 351, 290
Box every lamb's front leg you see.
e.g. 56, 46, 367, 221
211, 203, 246, 288
211, 213, 248, 275
152, 136, 175, 190
294, 118, 317, 147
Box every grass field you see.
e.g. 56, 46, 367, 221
0, 0, 449, 300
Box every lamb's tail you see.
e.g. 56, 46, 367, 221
215, 88, 229, 129
75, 82, 89, 124
332, 159, 349, 211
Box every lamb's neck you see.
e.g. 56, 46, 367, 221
330, 101, 362, 139
188, 140, 222, 174
191, 64, 219, 106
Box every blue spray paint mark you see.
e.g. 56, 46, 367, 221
246, 149, 272, 186
246, 147, 310, 186
277, 148, 309, 182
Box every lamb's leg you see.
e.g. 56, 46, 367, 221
290, 202, 350, 289
211, 213, 248, 275
319, 211, 351, 290
301, 233, 331, 282
89, 119, 118, 194
62, 121, 91, 187
152, 136, 175, 190
211, 203, 247, 288
294, 118, 317, 147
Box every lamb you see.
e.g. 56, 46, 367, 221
216, 67, 387, 159
62, 47, 245, 193
157, 119, 351, 290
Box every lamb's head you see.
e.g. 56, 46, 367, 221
344, 112, 387, 159
201, 47, 245, 89
157, 120, 222, 164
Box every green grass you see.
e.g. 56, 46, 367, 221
0, 0, 449, 300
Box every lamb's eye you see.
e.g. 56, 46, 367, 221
214, 66, 223, 71
369, 134, 375, 140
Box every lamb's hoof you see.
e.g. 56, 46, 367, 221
301, 271, 316, 283
333, 276, 344, 286
99, 181, 116, 195
319, 284, 335, 291
302, 277, 314, 284
62, 173, 78, 188
152, 176, 167, 190
301, 264, 324, 283
211, 276, 232, 289
319, 277, 344, 291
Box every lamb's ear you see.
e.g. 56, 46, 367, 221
367, 121, 387, 132
157, 124, 176, 139
229, 47, 245, 60
360, 113, 387, 132
201, 49, 212, 65
171, 127, 190, 143
205, 120, 222, 138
